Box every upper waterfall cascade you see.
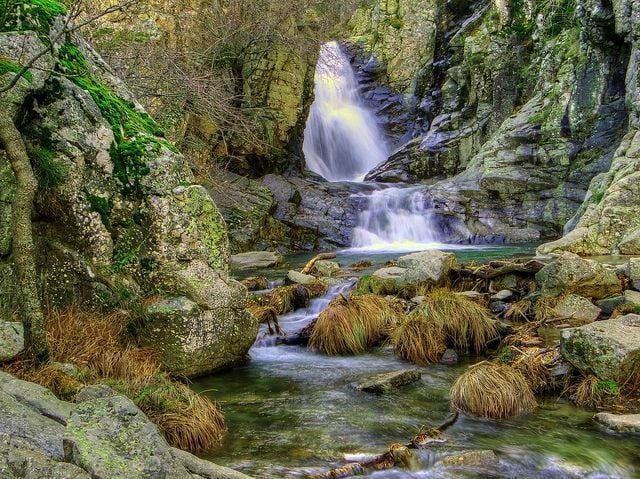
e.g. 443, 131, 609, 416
303, 41, 389, 182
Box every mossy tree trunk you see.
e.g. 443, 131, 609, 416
0, 111, 49, 361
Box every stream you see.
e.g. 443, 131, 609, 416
194, 250, 640, 479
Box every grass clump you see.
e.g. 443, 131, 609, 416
2, 305, 226, 453
573, 375, 616, 409
309, 295, 398, 355
390, 314, 446, 365
450, 362, 537, 419
512, 348, 555, 393
251, 284, 310, 315
0, 58, 33, 81
420, 288, 498, 354
505, 299, 534, 322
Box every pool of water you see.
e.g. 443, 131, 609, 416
193, 268, 640, 479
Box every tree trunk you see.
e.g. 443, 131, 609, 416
0, 113, 49, 361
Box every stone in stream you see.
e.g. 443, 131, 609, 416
0, 322, 24, 361
372, 250, 456, 288
594, 413, 640, 433
314, 260, 341, 277
491, 290, 515, 302
231, 251, 283, 270
354, 369, 422, 394
287, 270, 317, 285
551, 294, 602, 323
440, 349, 459, 365
560, 314, 640, 379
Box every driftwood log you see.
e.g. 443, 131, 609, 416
453, 260, 545, 280
309, 413, 459, 479
301, 253, 337, 275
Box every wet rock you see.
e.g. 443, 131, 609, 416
231, 251, 283, 270
535, 252, 622, 300
0, 322, 24, 361
561, 314, 640, 379
440, 349, 459, 365
240, 277, 269, 291
594, 413, 640, 433
64, 394, 192, 479
490, 301, 507, 314
170, 447, 254, 479
411, 296, 425, 305
354, 369, 422, 394
286, 270, 317, 285
552, 294, 602, 323
314, 260, 340, 277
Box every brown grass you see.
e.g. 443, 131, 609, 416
390, 314, 446, 365
610, 303, 637, 319
505, 299, 534, 322
450, 362, 537, 419
308, 295, 398, 355
617, 352, 640, 397
512, 348, 554, 393
253, 284, 311, 314
574, 375, 607, 409
533, 295, 560, 322
303, 282, 329, 299
418, 289, 498, 354
2, 305, 225, 453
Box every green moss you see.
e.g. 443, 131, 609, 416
591, 190, 605, 204
499, 346, 514, 364
389, 17, 403, 30
31, 145, 67, 187
596, 379, 619, 396
86, 193, 111, 227
0, 58, 32, 81
353, 274, 397, 296
0, 0, 66, 37
111, 222, 146, 274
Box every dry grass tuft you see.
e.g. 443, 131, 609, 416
450, 362, 537, 419
419, 288, 498, 354
303, 282, 329, 299
616, 352, 640, 397
3, 305, 226, 453
309, 295, 399, 355
390, 314, 446, 365
533, 295, 560, 322
574, 375, 608, 409
505, 299, 534, 322
610, 303, 637, 319
253, 284, 310, 314
512, 348, 554, 393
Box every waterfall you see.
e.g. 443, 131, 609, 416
303, 41, 389, 182
351, 187, 445, 252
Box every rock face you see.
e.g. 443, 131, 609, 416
0, 322, 24, 361
0, 375, 252, 479
0, 3, 257, 377
552, 294, 602, 323
594, 413, 640, 433
535, 253, 622, 300
560, 314, 640, 379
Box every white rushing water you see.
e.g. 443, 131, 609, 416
350, 186, 455, 253
303, 41, 388, 182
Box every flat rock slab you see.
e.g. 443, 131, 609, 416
231, 251, 283, 270
594, 413, 640, 433
355, 369, 421, 394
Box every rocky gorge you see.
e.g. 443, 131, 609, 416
1, 0, 640, 477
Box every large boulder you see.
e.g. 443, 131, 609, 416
372, 250, 456, 289
0, 322, 24, 361
551, 294, 601, 324
64, 394, 192, 479
535, 252, 622, 300
560, 314, 640, 379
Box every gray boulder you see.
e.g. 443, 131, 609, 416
63, 394, 192, 479
561, 314, 640, 379
231, 251, 283, 270
535, 252, 622, 300
314, 260, 340, 277
0, 322, 24, 361
396, 250, 457, 283
629, 258, 640, 291
594, 413, 640, 433
552, 294, 601, 323
287, 270, 317, 285
624, 289, 640, 306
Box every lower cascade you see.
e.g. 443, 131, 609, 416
351, 186, 443, 252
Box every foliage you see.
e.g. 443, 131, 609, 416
86, 193, 111, 227
0, 58, 33, 81
0, 0, 66, 38
450, 362, 537, 419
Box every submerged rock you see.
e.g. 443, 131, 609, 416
561, 314, 640, 379
439, 450, 498, 467
287, 270, 317, 285
354, 369, 422, 394
594, 413, 640, 433
0, 322, 24, 362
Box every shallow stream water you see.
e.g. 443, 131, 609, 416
195, 247, 640, 479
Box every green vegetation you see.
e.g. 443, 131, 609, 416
0, 58, 33, 81
86, 193, 112, 227
353, 274, 397, 296
500, 0, 577, 40
499, 346, 514, 364
591, 190, 605, 204
31, 145, 67, 188
0, 0, 66, 37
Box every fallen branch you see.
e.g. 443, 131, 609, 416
454, 260, 545, 280
301, 252, 337, 275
